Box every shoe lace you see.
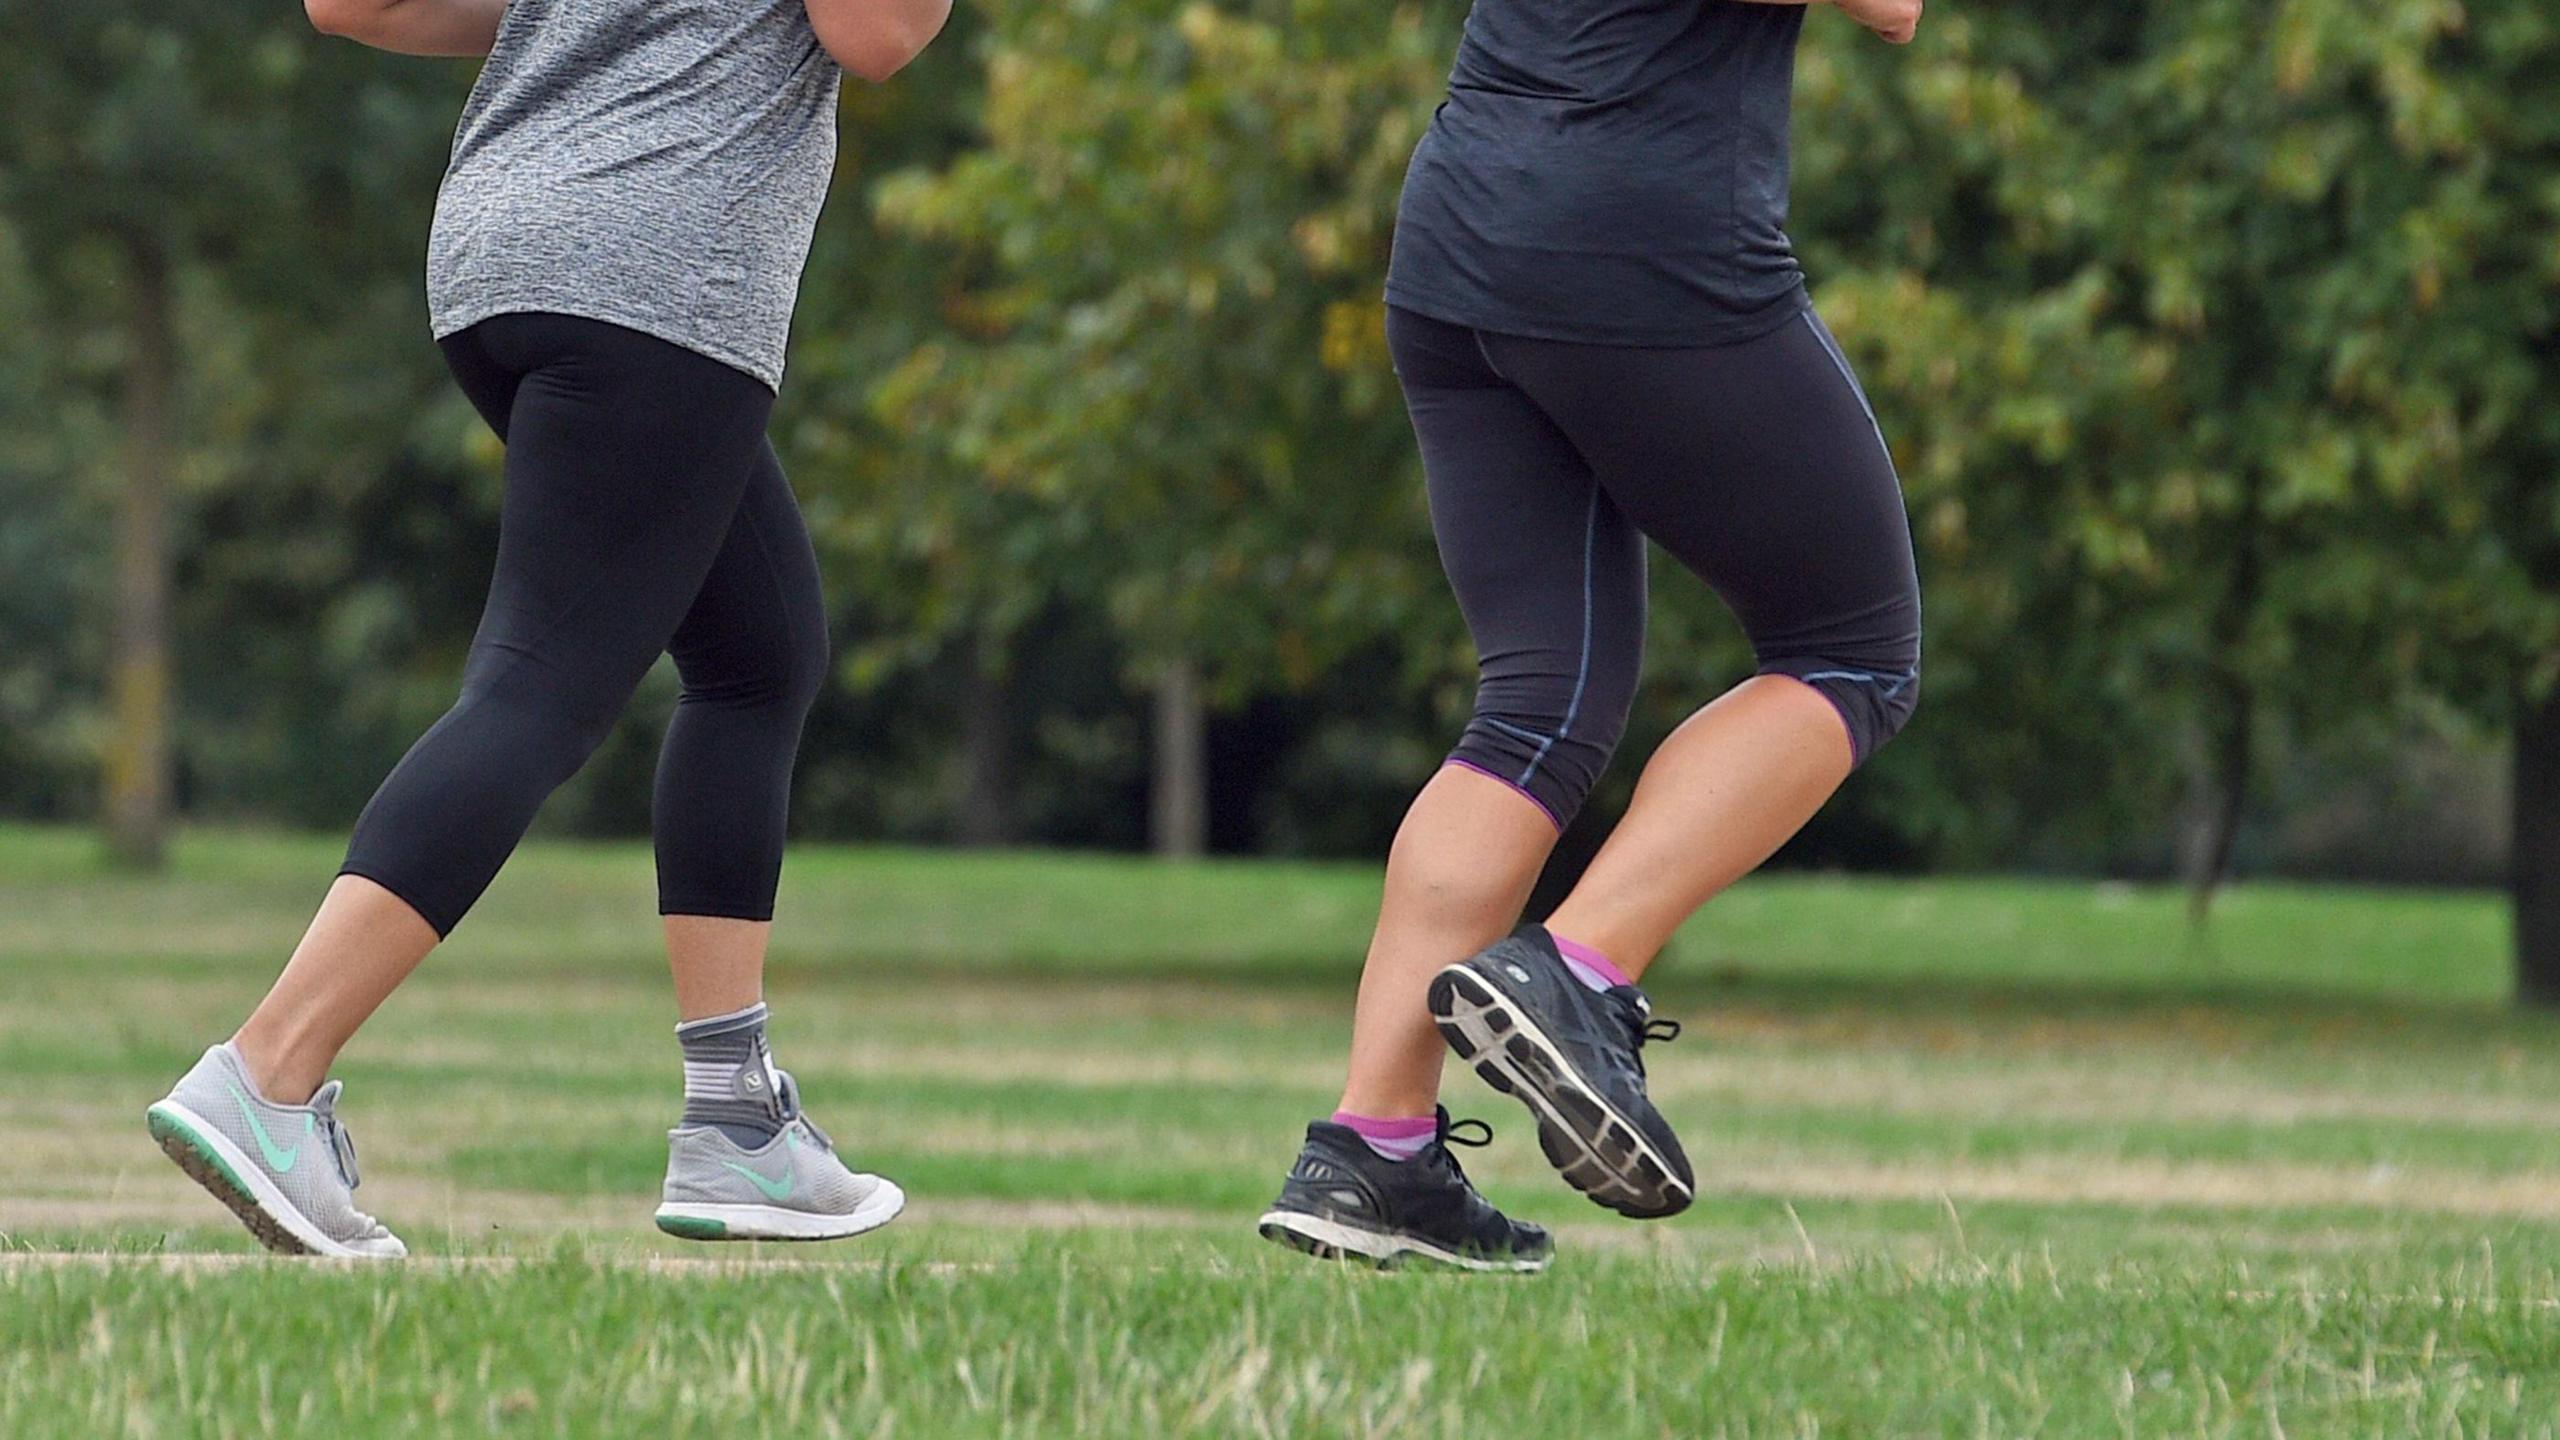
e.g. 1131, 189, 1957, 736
1606, 990, 1683, 1077
772, 1069, 832, 1151
309, 1086, 362, 1189
1426, 1110, 1494, 1186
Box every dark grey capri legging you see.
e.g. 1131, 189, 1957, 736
1389, 302, 1922, 830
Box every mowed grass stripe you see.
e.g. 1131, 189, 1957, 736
0, 823, 2511, 1002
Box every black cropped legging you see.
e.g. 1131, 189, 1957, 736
340, 313, 828, 936
1390, 303, 1922, 829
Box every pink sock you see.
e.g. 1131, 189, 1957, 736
1332, 1111, 1437, 1162
1552, 933, 1633, 993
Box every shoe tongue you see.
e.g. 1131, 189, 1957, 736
1604, 985, 1652, 1027
306, 1081, 361, 1188
770, 1070, 833, 1150
1600, 987, 1655, 1053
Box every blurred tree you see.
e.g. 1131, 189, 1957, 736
867, 0, 1455, 856
0, 3, 468, 863
0, 210, 104, 820
0, 0, 2543, 916
763, 17, 1024, 843
1792, 1, 2558, 971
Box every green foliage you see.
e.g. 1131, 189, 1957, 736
863, 0, 1455, 698
0, 209, 100, 815
1788, 0, 2560, 861
1, 0, 2551, 873
850, 0, 2558, 870
0, 5, 496, 824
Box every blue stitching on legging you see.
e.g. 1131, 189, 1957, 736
1518, 490, 1600, 789
1797, 667, 1918, 700
1479, 717, 1553, 746
1801, 310, 1895, 471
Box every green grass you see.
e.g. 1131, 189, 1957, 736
0, 822, 2509, 1000
16, 1244, 2560, 1437
3, 822, 2556, 1436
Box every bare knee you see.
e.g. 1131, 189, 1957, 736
1761, 653, 1919, 764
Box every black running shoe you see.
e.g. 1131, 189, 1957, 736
1428, 926, 1695, 1218
1257, 1108, 1552, 1273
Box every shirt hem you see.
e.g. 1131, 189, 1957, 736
429, 293, 785, 392
1381, 278, 1811, 351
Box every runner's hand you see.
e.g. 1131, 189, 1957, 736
1834, 0, 1921, 45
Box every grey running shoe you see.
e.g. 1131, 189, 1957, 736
144, 1043, 407, 1259
1429, 926, 1696, 1218
1257, 1109, 1552, 1273
655, 1072, 904, 1242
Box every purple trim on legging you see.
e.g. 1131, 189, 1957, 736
1442, 758, 1565, 832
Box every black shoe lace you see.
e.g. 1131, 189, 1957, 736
1607, 991, 1683, 1077
1425, 1111, 1495, 1186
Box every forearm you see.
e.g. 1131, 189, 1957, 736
803, 0, 952, 83
1756, 0, 1922, 44
304, 0, 507, 57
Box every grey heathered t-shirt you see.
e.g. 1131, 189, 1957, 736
427, 0, 844, 390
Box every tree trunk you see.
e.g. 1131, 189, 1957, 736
1149, 657, 1208, 859
2513, 678, 2560, 1005
954, 646, 1016, 848
2184, 676, 2254, 928
104, 231, 175, 870
2186, 470, 2263, 925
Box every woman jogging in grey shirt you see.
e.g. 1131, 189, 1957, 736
145, 0, 949, 1257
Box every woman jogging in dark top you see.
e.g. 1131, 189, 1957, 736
144, 0, 950, 1257
1261, 0, 1926, 1271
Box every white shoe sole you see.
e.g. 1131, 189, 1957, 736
1428, 963, 1696, 1218
1255, 1209, 1549, 1274
144, 1099, 407, 1260
656, 1179, 907, 1242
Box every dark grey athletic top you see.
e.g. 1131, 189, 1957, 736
427, 0, 844, 390
1386, 0, 1811, 347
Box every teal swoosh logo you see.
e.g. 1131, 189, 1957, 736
721, 1132, 798, 1201
224, 1078, 310, 1175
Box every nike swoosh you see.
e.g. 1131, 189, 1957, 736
224, 1078, 310, 1175
721, 1133, 798, 1201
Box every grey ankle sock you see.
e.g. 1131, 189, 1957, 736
675, 1002, 785, 1147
